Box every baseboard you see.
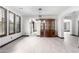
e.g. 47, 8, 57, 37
58, 36, 64, 39
0, 35, 23, 48
22, 35, 29, 37
37, 35, 40, 37
37, 35, 58, 37
71, 34, 79, 37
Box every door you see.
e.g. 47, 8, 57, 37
40, 19, 57, 37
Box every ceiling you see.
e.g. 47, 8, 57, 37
6, 6, 71, 16
64, 11, 79, 19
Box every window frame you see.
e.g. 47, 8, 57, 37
0, 6, 7, 37
19, 16, 21, 33
9, 11, 15, 35
15, 15, 21, 33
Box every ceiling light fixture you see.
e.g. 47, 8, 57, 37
38, 8, 42, 11
38, 8, 42, 19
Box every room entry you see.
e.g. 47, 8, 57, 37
40, 19, 57, 37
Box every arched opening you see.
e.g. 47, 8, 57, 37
29, 19, 38, 36
63, 11, 79, 38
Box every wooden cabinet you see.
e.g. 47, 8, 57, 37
40, 19, 57, 37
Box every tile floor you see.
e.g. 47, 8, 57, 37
0, 32, 79, 53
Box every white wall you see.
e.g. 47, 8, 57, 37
58, 17, 64, 37
23, 17, 31, 35
75, 16, 79, 35
0, 6, 23, 46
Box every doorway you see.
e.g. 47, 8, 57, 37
30, 20, 37, 36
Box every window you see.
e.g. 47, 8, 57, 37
0, 7, 7, 37
15, 15, 21, 33
9, 11, 15, 34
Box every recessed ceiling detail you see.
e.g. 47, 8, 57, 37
6, 6, 71, 16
